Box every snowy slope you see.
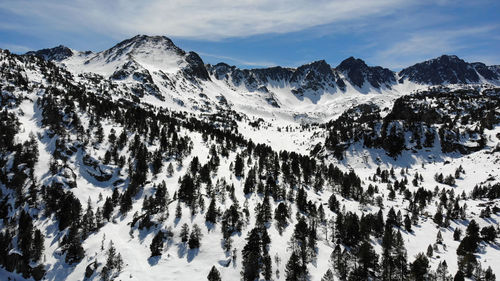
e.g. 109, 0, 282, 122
0, 37, 499, 281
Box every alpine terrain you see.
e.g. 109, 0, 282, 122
0, 35, 499, 281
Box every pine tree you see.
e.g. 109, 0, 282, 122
410, 253, 429, 281
241, 228, 262, 281
205, 199, 217, 225
453, 228, 462, 241
234, 154, 244, 178
453, 270, 465, 281
484, 266, 496, 281
180, 223, 190, 243
119, 190, 132, 214
32, 229, 45, 262
436, 260, 450, 281
64, 223, 85, 265
404, 214, 412, 232
150, 231, 164, 257
357, 240, 379, 279
188, 224, 202, 249
426, 244, 433, 257
18, 210, 34, 261
178, 174, 196, 205
381, 224, 394, 281
101, 241, 124, 281
167, 163, 174, 177
285, 252, 307, 281
207, 265, 222, 281
321, 269, 335, 281
176, 203, 183, 219
274, 202, 289, 234
393, 231, 408, 281
436, 230, 443, 244
82, 198, 96, 239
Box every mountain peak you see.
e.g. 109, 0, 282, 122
107, 34, 183, 57
127, 35, 176, 47
337, 56, 368, 70
399, 54, 480, 84
296, 60, 333, 75
336, 56, 395, 89
26, 45, 73, 61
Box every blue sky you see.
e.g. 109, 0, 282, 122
0, 0, 499, 70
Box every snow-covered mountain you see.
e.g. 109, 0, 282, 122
0, 36, 499, 281
26, 35, 500, 124
398, 55, 500, 85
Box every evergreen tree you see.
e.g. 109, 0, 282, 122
103, 197, 114, 221
180, 223, 190, 243
321, 269, 335, 281
188, 224, 202, 249
426, 244, 433, 257
207, 266, 222, 281
234, 154, 245, 178
404, 214, 412, 232
285, 252, 307, 281
18, 210, 34, 261
241, 228, 262, 281
205, 199, 217, 225
32, 229, 45, 262
484, 266, 496, 281
356, 240, 379, 279
381, 225, 394, 281
274, 202, 289, 234
393, 231, 408, 281
101, 241, 124, 281
410, 253, 429, 281
453, 270, 465, 281
64, 223, 85, 265
436, 260, 450, 281
150, 231, 164, 257
167, 163, 174, 177
178, 174, 196, 205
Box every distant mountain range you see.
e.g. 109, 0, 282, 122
26, 35, 500, 87
21, 35, 500, 122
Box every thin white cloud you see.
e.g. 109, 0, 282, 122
0, 0, 417, 40
198, 52, 276, 68
371, 25, 500, 69
0, 43, 32, 53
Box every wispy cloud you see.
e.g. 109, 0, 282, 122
371, 25, 500, 69
198, 52, 276, 68
0, 0, 418, 40
0, 42, 32, 53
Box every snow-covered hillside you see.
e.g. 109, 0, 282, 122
0, 36, 499, 281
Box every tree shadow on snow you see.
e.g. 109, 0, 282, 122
186, 248, 199, 263
177, 243, 187, 258
174, 217, 181, 227
148, 256, 161, 266
205, 221, 215, 232
218, 259, 231, 267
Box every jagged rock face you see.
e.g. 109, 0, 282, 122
209, 60, 342, 95
337, 57, 396, 89
290, 60, 342, 95
471, 62, 500, 80
26, 45, 74, 61
184, 51, 210, 81
208, 63, 233, 80
291, 60, 337, 85
251, 66, 294, 83
399, 55, 482, 84
207, 63, 294, 88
